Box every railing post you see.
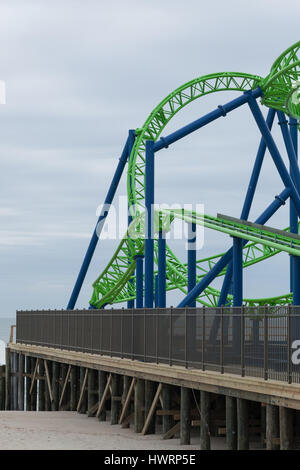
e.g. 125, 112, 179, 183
68, 312, 71, 351
202, 305, 206, 371
169, 306, 173, 366
220, 306, 224, 374
110, 308, 113, 357
156, 308, 159, 364
185, 307, 188, 369
264, 305, 268, 381
99, 311, 102, 355
121, 307, 124, 359
158, 230, 166, 308
241, 305, 245, 377
288, 304, 292, 384
74, 311, 79, 353
131, 308, 134, 360
144, 308, 146, 362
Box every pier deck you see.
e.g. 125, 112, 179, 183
8, 342, 300, 410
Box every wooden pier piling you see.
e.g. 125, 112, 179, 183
87, 369, 98, 417
38, 360, 45, 411
237, 398, 249, 450
78, 367, 87, 414
111, 373, 121, 424
0, 364, 5, 410
121, 375, 131, 429
144, 380, 156, 435
279, 406, 294, 450
266, 404, 279, 450
200, 391, 211, 450
226, 396, 237, 450
51, 361, 59, 411
60, 364, 70, 411
30, 357, 37, 411
5, 349, 11, 410
18, 353, 24, 411
98, 370, 107, 422
180, 387, 191, 445
134, 378, 144, 433
260, 403, 266, 448
162, 384, 174, 434
44, 360, 52, 411
25, 356, 31, 411
70, 366, 78, 411
12, 352, 18, 410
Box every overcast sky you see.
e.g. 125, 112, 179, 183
0, 0, 299, 318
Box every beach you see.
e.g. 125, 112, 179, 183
0, 411, 231, 450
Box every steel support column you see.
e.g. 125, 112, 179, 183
290, 117, 300, 339
158, 231, 166, 308
135, 255, 144, 308
187, 222, 196, 307
127, 129, 136, 308
289, 117, 300, 307
145, 140, 155, 308
233, 237, 243, 306
67, 132, 131, 309
233, 237, 243, 352
278, 112, 299, 295
154, 274, 159, 307
248, 95, 300, 217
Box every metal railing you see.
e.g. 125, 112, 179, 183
16, 305, 300, 384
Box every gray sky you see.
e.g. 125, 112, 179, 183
0, 0, 299, 317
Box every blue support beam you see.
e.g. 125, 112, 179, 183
155, 274, 159, 307
218, 263, 233, 307
233, 236, 243, 351
277, 112, 299, 294
135, 255, 144, 308
127, 129, 136, 308
240, 107, 276, 217
145, 140, 155, 308
187, 222, 197, 352
293, 257, 300, 306
277, 112, 300, 196
158, 230, 166, 308
289, 117, 300, 306
177, 187, 291, 307
187, 222, 197, 307
247, 95, 300, 217
153, 88, 263, 153
233, 237, 243, 306
67, 132, 131, 310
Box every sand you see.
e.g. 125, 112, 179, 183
0, 411, 231, 450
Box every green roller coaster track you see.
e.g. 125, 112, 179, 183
90, 41, 300, 309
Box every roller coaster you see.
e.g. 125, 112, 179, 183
67, 41, 300, 312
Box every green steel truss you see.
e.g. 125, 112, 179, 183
91, 42, 300, 309
128, 72, 262, 213
91, 209, 300, 308
261, 41, 300, 123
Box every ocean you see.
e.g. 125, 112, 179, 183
0, 317, 16, 364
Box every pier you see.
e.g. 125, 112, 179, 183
1, 306, 300, 450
